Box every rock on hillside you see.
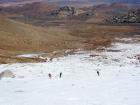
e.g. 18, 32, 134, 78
51, 6, 75, 18
107, 9, 140, 23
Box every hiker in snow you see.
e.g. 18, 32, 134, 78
59, 72, 63, 78
97, 71, 100, 76
48, 73, 52, 79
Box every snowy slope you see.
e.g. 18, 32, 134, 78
0, 38, 140, 105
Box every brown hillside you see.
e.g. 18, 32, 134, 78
0, 18, 84, 55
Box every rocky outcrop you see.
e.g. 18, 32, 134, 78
51, 6, 75, 18
107, 9, 140, 23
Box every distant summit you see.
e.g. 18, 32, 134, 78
1, 0, 140, 4
44, 0, 140, 4
0, 0, 139, 8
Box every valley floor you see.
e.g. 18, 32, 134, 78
0, 37, 140, 105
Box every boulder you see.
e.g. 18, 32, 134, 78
0, 70, 15, 79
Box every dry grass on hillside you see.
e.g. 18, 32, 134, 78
69, 24, 134, 37
68, 23, 135, 49
0, 18, 83, 53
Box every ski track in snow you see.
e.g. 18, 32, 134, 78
0, 39, 140, 105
